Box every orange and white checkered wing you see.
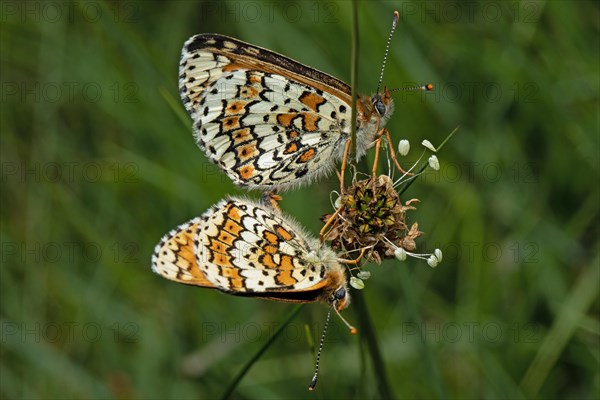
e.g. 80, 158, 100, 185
196, 197, 337, 293
179, 34, 356, 190
151, 217, 215, 288
152, 197, 350, 307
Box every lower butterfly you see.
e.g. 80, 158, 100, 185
151, 196, 356, 389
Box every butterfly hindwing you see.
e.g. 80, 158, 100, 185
151, 217, 216, 288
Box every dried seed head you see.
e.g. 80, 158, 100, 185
322, 175, 423, 264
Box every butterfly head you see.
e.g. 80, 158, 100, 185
331, 285, 350, 312
329, 281, 356, 334
372, 87, 395, 125
354, 87, 395, 155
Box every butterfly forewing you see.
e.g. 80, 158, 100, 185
179, 34, 362, 190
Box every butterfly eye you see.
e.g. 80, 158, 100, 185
373, 97, 386, 116
333, 287, 346, 301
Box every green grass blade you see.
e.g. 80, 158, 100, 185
350, 0, 359, 164
352, 290, 395, 400
520, 258, 600, 397
397, 266, 448, 399
220, 305, 304, 399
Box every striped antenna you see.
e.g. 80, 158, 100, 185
391, 83, 434, 92
308, 308, 332, 391
308, 301, 357, 391
376, 10, 401, 94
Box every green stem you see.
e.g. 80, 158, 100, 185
220, 305, 304, 400
353, 290, 395, 400
397, 266, 448, 398
399, 125, 460, 196
350, 0, 359, 166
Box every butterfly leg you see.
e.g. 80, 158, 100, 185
261, 190, 282, 212
338, 138, 352, 194
382, 129, 413, 176
337, 247, 366, 265
319, 203, 344, 244
369, 122, 388, 182
371, 136, 382, 182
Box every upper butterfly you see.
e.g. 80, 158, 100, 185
178, 19, 401, 191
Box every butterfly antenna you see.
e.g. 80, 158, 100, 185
308, 301, 357, 391
391, 83, 434, 92
308, 307, 332, 391
376, 10, 401, 94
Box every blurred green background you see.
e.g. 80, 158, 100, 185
2, 0, 598, 398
